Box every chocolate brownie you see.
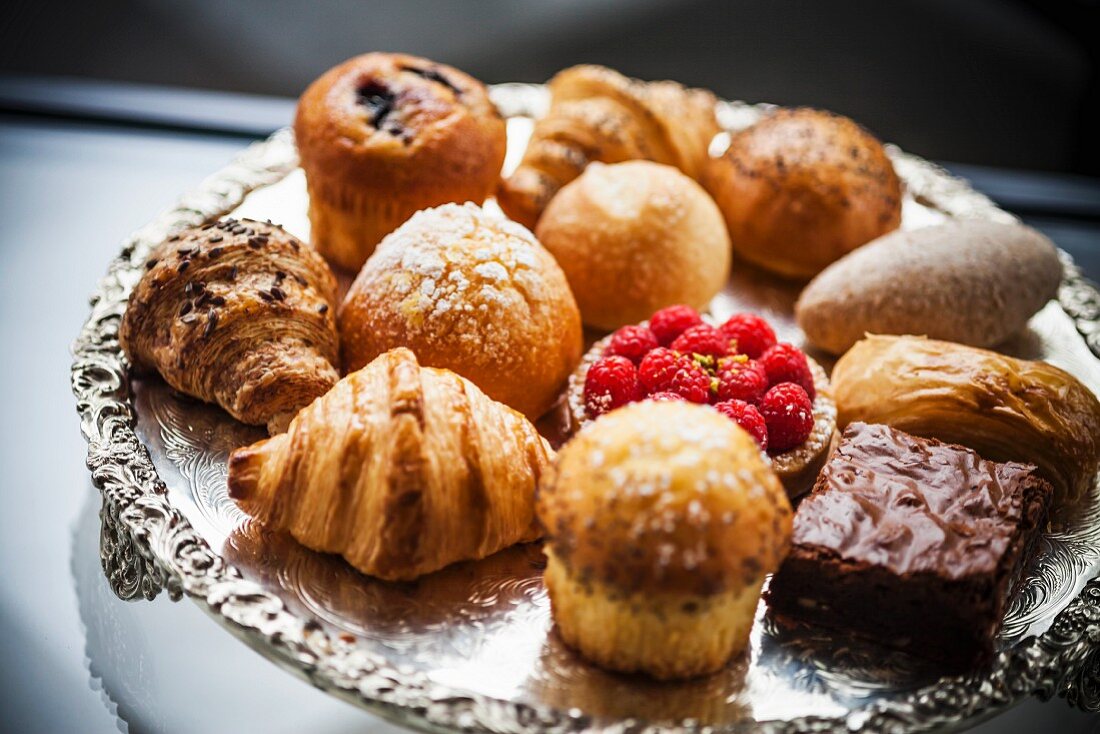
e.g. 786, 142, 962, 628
767, 422, 1052, 669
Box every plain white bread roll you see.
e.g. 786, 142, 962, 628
535, 160, 731, 331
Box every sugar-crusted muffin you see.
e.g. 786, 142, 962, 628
704, 108, 902, 280
538, 401, 792, 680
535, 161, 731, 331
338, 202, 583, 420
295, 53, 507, 272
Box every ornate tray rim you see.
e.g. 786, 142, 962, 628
71, 83, 1100, 733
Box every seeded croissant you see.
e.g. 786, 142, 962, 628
497, 65, 719, 229
227, 348, 552, 581
120, 219, 340, 434
831, 335, 1100, 506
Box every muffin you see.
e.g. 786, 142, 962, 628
538, 401, 793, 680
295, 53, 507, 272
535, 161, 731, 331
338, 202, 583, 420
704, 108, 902, 280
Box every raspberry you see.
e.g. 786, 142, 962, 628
667, 360, 711, 403
714, 400, 769, 451
760, 343, 816, 399
605, 324, 659, 363
645, 391, 687, 403
649, 305, 703, 346
718, 313, 777, 359
584, 356, 638, 418
714, 357, 768, 404
758, 383, 814, 453
638, 347, 684, 394
670, 324, 729, 359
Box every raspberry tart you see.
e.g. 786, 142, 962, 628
565, 305, 837, 498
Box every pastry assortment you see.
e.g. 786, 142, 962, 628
767, 422, 1052, 668
537, 401, 792, 679
704, 108, 902, 279
295, 53, 506, 272
228, 348, 550, 581
796, 220, 1063, 354
536, 161, 731, 330
121, 53, 1099, 686
120, 218, 339, 434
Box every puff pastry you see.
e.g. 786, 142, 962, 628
120, 219, 339, 434
497, 65, 718, 229
228, 348, 551, 581
831, 335, 1100, 505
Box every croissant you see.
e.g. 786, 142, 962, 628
497, 65, 719, 229
831, 335, 1100, 506
227, 347, 551, 581
120, 218, 340, 434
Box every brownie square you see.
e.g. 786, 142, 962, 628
767, 421, 1052, 669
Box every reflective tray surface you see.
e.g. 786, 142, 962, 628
73, 84, 1100, 734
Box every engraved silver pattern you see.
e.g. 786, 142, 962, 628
71, 85, 1100, 732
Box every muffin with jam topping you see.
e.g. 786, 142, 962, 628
295, 53, 507, 272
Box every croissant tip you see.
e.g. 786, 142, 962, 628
227, 445, 264, 501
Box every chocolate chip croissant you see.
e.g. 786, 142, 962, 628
831, 335, 1100, 506
497, 65, 719, 229
227, 348, 551, 581
120, 219, 339, 434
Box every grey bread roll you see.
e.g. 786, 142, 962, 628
795, 220, 1062, 355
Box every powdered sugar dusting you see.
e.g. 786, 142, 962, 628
474, 261, 509, 282
350, 202, 567, 359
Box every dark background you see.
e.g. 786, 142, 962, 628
2, 0, 1098, 174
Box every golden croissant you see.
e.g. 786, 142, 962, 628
227, 348, 552, 581
497, 65, 719, 229
831, 335, 1100, 506
120, 218, 340, 434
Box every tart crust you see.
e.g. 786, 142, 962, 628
562, 326, 837, 499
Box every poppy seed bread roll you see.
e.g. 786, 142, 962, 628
704, 108, 901, 279
795, 220, 1062, 354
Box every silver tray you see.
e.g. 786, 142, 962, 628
71, 84, 1100, 733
